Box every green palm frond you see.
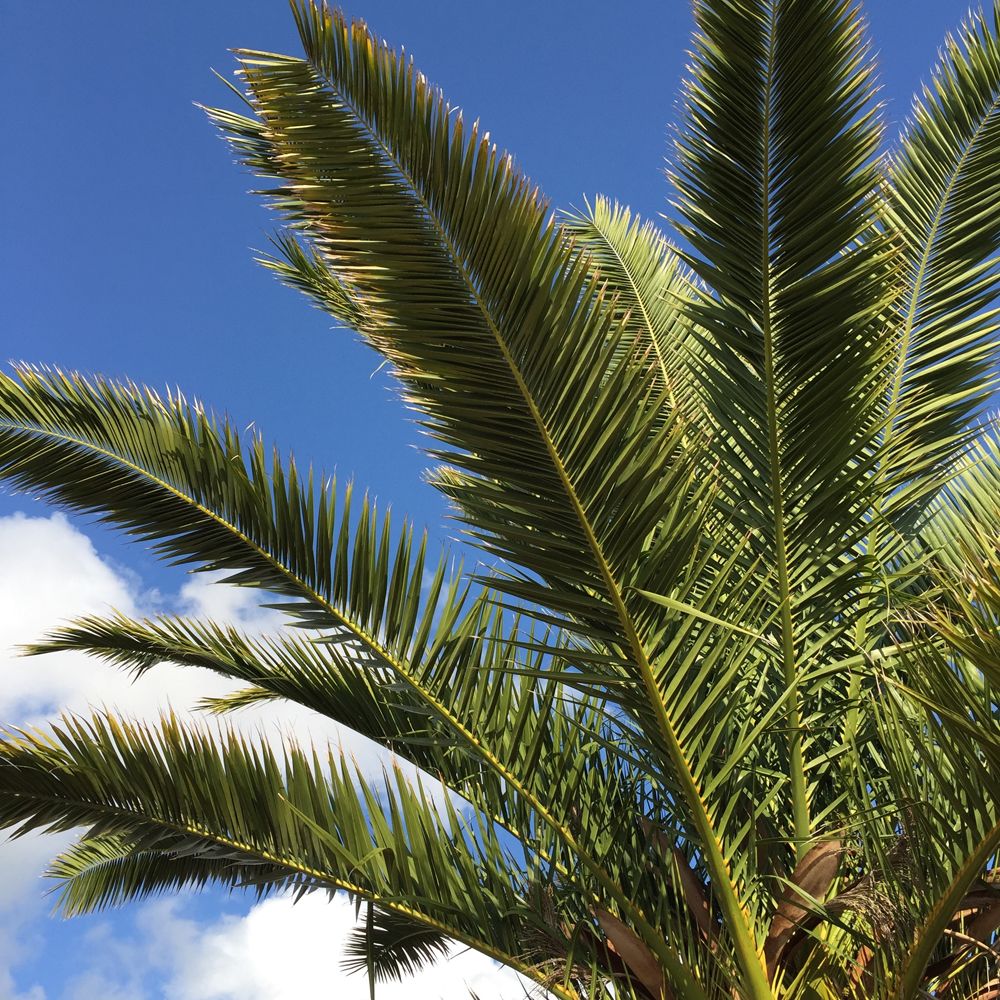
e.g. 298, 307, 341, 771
257, 232, 370, 332
884, 6, 1000, 503
53, 834, 452, 987
875, 655, 1000, 998
670, 0, 897, 887
827, 529, 1000, 996
48, 833, 314, 916
673, 0, 892, 564
27, 613, 439, 755
563, 196, 704, 429
911, 424, 1000, 576
0, 364, 450, 640
26, 609, 620, 857
27, 609, 722, 997
0, 712, 572, 991
0, 365, 721, 992
887, 420, 1000, 613
207, 8, 708, 652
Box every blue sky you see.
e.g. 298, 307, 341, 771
0, 1, 977, 996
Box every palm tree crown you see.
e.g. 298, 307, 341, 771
2, 1, 1000, 996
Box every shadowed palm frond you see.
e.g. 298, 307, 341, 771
873, 649, 1000, 999
47, 832, 317, 916
0, 364, 455, 641
341, 903, 452, 984
54, 834, 455, 987
27, 608, 732, 997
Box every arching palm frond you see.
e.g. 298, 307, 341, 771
562, 196, 704, 430
26, 609, 651, 888
883, 7, 1000, 510
0, 364, 450, 639
0, 712, 585, 995
48, 832, 315, 915
873, 650, 1000, 999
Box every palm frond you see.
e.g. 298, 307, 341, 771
27, 608, 718, 995
671, 0, 895, 868
899, 420, 1000, 577
257, 232, 370, 331
885, 421, 1000, 621
208, 6, 709, 660
341, 904, 452, 983
0, 364, 451, 641
0, 361, 714, 992
28, 613, 438, 758
876, 657, 1000, 998
6, 3, 1000, 998
55, 834, 455, 987
884, 5, 1000, 502
47, 833, 313, 916
562, 196, 703, 429
26, 609, 608, 853
0, 711, 574, 992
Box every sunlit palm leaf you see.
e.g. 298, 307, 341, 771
0, 712, 573, 992
563, 196, 704, 429
669, 14, 898, 943
884, 7, 1000, 505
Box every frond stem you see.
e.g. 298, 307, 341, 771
759, 7, 811, 866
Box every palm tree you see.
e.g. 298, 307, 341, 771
3, 0, 1000, 995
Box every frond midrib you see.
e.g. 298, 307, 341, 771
757, 8, 811, 871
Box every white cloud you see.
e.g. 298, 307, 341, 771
39, 894, 532, 1000
0, 512, 236, 726
0, 916, 45, 1000
0, 512, 136, 721
175, 573, 282, 631
0, 831, 62, 1000
0, 514, 534, 1000
156, 893, 529, 1000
